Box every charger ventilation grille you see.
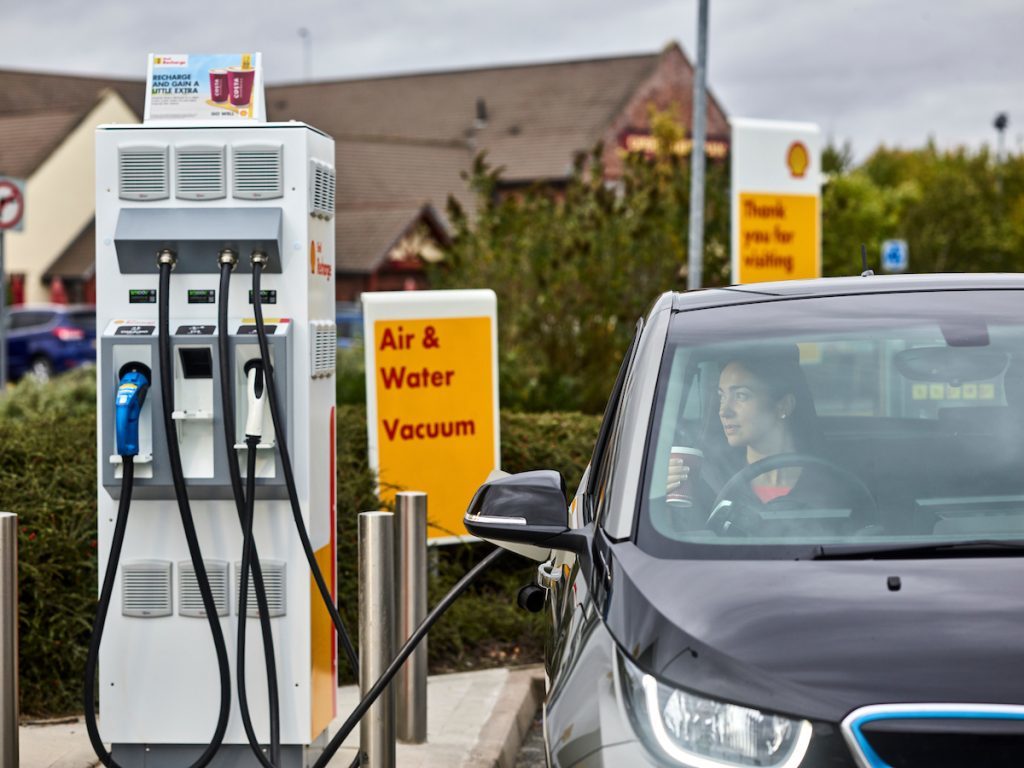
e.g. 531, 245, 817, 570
178, 560, 229, 617
309, 160, 336, 219
175, 145, 226, 200
310, 321, 337, 379
121, 561, 172, 618
235, 560, 286, 618
232, 144, 283, 199
118, 144, 170, 201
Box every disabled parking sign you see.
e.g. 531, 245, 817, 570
881, 239, 909, 274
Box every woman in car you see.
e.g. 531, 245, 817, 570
668, 345, 834, 513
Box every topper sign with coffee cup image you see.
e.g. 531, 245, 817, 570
144, 53, 266, 121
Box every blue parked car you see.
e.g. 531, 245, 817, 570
4, 305, 96, 382
336, 302, 363, 349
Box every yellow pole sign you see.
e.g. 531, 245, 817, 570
363, 291, 500, 543
731, 118, 822, 285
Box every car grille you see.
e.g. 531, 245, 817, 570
842, 704, 1024, 768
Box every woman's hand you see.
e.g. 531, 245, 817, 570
667, 456, 690, 493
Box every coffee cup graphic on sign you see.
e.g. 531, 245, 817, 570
666, 446, 703, 507
227, 66, 255, 107
209, 69, 229, 103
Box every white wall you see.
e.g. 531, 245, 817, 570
6, 90, 138, 303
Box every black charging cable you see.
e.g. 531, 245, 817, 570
83, 456, 134, 767
218, 255, 281, 767
313, 547, 506, 768
156, 254, 232, 766
237, 433, 278, 767
249, 256, 360, 678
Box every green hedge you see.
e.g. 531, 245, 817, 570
0, 370, 600, 716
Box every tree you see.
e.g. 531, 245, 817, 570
436, 114, 730, 413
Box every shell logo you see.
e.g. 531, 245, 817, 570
787, 141, 810, 178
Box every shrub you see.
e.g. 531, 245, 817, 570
1, 381, 599, 715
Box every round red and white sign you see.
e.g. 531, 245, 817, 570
0, 180, 25, 231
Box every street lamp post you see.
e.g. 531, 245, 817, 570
298, 27, 312, 81
687, 0, 710, 291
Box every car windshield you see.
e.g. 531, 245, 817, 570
638, 288, 1024, 559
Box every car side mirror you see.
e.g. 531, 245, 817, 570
464, 469, 589, 562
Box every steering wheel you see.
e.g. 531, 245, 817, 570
707, 453, 877, 535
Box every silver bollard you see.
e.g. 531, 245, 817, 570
0, 513, 18, 768
394, 492, 428, 744
359, 511, 395, 767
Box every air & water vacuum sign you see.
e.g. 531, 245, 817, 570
364, 291, 500, 543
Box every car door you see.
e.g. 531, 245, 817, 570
546, 320, 643, 681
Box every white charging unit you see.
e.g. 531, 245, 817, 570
94, 120, 338, 765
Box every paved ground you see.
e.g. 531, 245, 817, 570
20, 665, 544, 768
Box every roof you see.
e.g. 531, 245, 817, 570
4, 45, 718, 276
45, 220, 95, 279
335, 136, 475, 219
0, 109, 83, 177
0, 68, 145, 117
673, 274, 1024, 312
337, 205, 445, 274
267, 51, 661, 182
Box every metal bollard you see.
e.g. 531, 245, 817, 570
394, 492, 428, 744
0, 513, 18, 768
358, 511, 395, 767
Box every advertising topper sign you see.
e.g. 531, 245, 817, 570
363, 290, 500, 543
144, 53, 266, 122
731, 118, 822, 284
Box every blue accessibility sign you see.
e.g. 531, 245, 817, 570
881, 239, 908, 274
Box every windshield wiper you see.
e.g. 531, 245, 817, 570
811, 540, 1024, 560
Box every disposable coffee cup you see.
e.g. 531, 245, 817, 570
209, 69, 229, 103
228, 67, 255, 106
666, 446, 703, 507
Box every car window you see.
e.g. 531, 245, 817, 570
9, 311, 55, 331
637, 290, 1024, 559
67, 311, 96, 331
585, 319, 642, 524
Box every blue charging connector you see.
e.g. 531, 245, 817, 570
115, 363, 152, 457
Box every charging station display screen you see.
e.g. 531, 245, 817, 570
187, 290, 216, 304
248, 290, 277, 304
129, 289, 157, 304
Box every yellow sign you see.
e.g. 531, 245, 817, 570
374, 317, 496, 540
737, 193, 819, 283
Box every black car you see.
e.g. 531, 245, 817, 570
467, 274, 1024, 768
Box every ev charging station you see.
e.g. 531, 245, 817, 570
91, 118, 340, 765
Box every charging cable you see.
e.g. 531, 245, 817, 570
218, 252, 281, 767
236, 358, 283, 768
155, 253, 232, 767
313, 548, 506, 767
84, 364, 150, 766
248, 254, 360, 678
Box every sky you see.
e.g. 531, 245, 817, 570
1, 0, 1020, 159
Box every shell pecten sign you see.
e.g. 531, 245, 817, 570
731, 119, 822, 284
363, 290, 500, 542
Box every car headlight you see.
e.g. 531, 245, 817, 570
616, 647, 812, 767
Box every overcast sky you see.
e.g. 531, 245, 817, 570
1, 0, 1020, 159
